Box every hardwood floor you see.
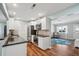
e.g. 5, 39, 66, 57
27, 42, 79, 56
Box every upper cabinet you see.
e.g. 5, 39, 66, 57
41, 17, 51, 30
40, 17, 47, 30
29, 17, 51, 30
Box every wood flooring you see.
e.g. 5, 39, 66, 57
27, 42, 79, 56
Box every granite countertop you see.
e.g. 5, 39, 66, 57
37, 34, 49, 37
0, 39, 4, 41
2, 35, 28, 47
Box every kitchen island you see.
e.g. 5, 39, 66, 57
38, 35, 51, 50
0, 39, 4, 56
2, 35, 28, 56
37, 30, 51, 50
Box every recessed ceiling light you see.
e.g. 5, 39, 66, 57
13, 12, 16, 15
31, 18, 34, 20
16, 17, 21, 19
13, 3, 17, 7
38, 13, 44, 17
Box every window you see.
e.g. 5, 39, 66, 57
56, 25, 67, 34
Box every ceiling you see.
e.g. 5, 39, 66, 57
50, 4, 79, 24
0, 4, 7, 23
5, 3, 75, 22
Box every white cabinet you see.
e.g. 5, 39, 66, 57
2, 43, 27, 56
29, 17, 51, 30
0, 24, 4, 39
41, 17, 47, 30
41, 17, 51, 30
74, 39, 79, 47
0, 40, 2, 56
38, 37, 51, 50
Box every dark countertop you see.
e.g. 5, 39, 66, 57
3, 41, 28, 47
37, 35, 49, 37
0, 39, 4, 41
2, 36, 28, 47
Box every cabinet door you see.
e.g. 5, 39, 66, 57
40, 17, 47, 30
38, 37, 44, 49
38, 37, 51, 50
0, 24, 4, 39
2, 47, 6, 56
74, 40, 79, 47
0, 41, 2, 56
2, 43, 26, 56
41, 20, 47, 30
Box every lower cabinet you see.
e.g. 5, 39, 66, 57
38, 37, 51, 50
74, 39, 79, 47
0, 41, 2, 56
2, 43, 27, 56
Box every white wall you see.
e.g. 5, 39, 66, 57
0, 23, 5, 39
73, 24, 79, 39
51, 23, 55, 36
0, 9, 6, 22
54, 24, 73, 39
67, 24, 74, 39
40, 17, 47, 30
7, 18, 28, 40
52, 23, 79, 40
0, 23, 5, 55
7, 18, 14, 34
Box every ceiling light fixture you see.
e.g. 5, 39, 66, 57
16, 17, 21, 19
38, 13, 43, 16
13, 12, 16, 15
31, 18, 34, 20
13, 3, 17, 7
38, 13, 45, 17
